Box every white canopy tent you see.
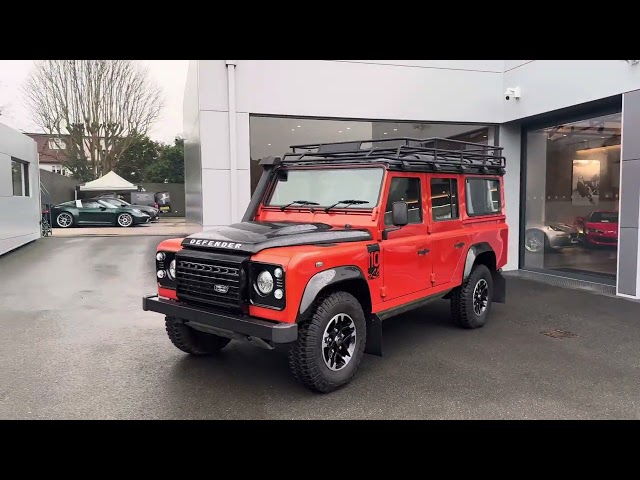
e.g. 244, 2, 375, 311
76, 171, 140, 198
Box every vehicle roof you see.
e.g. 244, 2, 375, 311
262, 137, 506, 176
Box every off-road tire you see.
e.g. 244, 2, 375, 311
165, 316, 231, 355
288, 291, 367, 393
451, 263, 493, 329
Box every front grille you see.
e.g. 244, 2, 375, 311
175, 251, 247, 312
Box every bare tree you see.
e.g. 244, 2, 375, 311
22, 60, 164, 179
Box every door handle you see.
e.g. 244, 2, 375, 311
417, 248, 430, 255
454, 242, 465, 249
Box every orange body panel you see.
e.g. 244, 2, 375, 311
155, 167, 508, 324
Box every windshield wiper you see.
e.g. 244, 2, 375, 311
280, 200, 320, 211
324, 199, 369, 213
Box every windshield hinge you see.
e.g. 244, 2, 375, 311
380, 286, 387, 298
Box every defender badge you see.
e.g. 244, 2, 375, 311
213, 285, 229, 294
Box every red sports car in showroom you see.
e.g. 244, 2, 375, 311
575, 210, 619, 247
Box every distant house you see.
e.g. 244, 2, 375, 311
26, 133, 72, 176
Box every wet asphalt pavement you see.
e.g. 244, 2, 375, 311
1, 236, 640, 419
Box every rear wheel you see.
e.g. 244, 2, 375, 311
451, 264, 493, 329
165, 317, 231, 355
56, 212, 74, 228
524, 229, 547, 253
289, 291, 366, 393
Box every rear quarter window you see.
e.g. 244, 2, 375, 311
465, 178, 501, 216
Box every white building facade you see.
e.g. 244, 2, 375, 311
0, 122, 40, 256
184, 60, 640, 299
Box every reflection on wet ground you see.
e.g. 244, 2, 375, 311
524, 244, 617, 279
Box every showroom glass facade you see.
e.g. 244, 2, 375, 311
249, 116, 496, 196
522, 111, 622, 284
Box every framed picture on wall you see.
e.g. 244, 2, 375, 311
572, 159, 600, 206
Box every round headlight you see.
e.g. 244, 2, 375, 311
157, 270, 166, 279
156, 252, 165, 261
256, 270, 274, 295
274, 267, 283, 279
167, 259, 176, 280
274, 289, 284, 300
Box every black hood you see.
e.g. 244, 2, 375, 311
182, 221, 372, 254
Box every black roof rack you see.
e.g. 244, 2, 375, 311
279, 137, 506, 175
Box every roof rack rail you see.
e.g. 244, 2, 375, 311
280, 137, 506, 175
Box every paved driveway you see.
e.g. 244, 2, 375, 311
1, 236, 639, 419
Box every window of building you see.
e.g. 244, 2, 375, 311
522, 111, 621, 284
248, 116, 497, 197
466, 178, 501, 216
11, 159, 29, 197
431, 178, 459, 221
48, 138, 66, 150
384, 177, 422, 226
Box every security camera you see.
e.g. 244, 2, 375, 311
504, 87, 521, 100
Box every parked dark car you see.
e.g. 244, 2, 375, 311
98, 196, 160, 221
51, 199, 150, 228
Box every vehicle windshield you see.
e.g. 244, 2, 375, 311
589, 211, 618, 223
97, 200, 118, 209
266, 168, 384, 208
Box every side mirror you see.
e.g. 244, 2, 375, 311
392, 201, 409, 227
100, 207, 107, 211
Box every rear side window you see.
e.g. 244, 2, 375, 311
430, 178, 459, 221
465, 178, 501, 216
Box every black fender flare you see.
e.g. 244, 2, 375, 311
297, 265, 382, 357
462, 242, 495, 282
297, 265, 367, 321
461, 242, 506, 304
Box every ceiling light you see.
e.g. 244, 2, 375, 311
291, 128, 295, 131
297, 125, 301, 128
563, 134, 567, 137
483, 135, 487, 138
383, 132, 387, 135
267, 143, 271, 146
601, 136, 605, 138
346, 127, 351, 130
394, 128, 398, 131
338, 130, 342, 133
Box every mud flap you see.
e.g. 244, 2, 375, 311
364, 315, 383, 356
492, 270, 506, 304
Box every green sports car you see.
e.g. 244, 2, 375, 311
51, 199, 151, 228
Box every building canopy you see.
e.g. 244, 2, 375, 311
78, 171, 139, 192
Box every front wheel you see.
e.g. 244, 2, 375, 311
117, 213, 133, 227
165, 317, 231, 355
451, 264, 493, 329
288, 291, 366, 393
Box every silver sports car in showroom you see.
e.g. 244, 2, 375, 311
524, 222, 580, 253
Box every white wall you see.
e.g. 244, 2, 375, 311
503, 60, 640, 121
194, 60, 504, 229
183, 60, 203, 226
0, 122, 40, 256
499, 123, 522, 271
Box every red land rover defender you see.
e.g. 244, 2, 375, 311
143, 137, 508, 392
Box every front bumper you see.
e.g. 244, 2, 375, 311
586, 233, 618, 245
142, 294, 298, 344
548, 231, 579, 249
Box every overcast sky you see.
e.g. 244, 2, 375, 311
0, 60, 188, 144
